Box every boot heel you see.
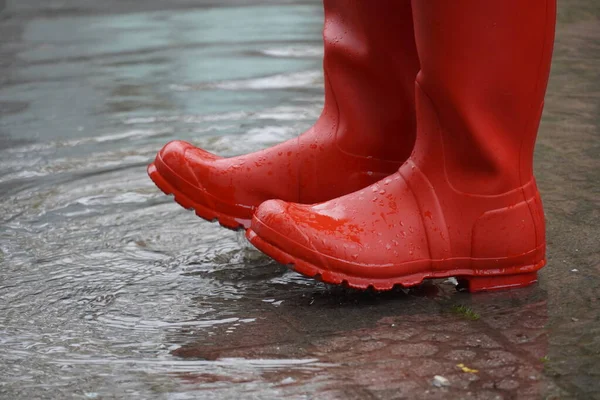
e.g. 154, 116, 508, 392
458, 272, 538, 293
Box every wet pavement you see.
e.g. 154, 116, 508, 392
0, 0, 598, 398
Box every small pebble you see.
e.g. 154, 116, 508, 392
281, 377, 296, 385
446, 277, 459, 286
432, 375, 450, 387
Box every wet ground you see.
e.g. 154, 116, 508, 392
0, 0, 598, 398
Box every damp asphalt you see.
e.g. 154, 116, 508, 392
0, 0, 598, 398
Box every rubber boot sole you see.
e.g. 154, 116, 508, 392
246, 228, 543, 293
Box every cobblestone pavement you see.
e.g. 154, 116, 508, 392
170, 281, 559, 399
0, 0, 598, 399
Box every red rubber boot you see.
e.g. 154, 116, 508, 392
148, 0, 420, 230
248, 0, 556, 292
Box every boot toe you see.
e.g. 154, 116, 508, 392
254, 200, 300, 237
156, 140, 221, 188
158, 140, 193, 167
156, 141, 196, 185
253, 200, 317, 253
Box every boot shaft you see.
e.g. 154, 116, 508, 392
322, 0, 420, 161
412, 0, 557, 195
